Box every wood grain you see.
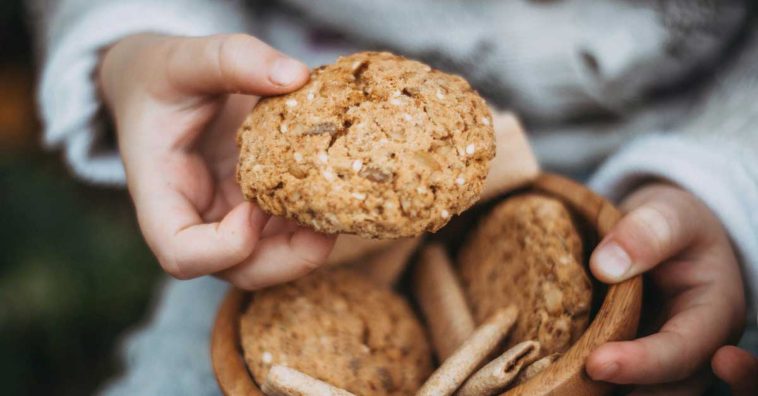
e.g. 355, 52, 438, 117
212, 289, 263, 396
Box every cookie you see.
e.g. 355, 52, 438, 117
237, 51, 496, 238
457, 194, 592, 356
240, 269, 432, 395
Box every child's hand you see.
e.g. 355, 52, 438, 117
99, 34, 335, 289
586, 183, 746, 394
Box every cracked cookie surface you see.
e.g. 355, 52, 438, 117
240, 269, 432, 395
236, 52, 495, 238
457, 194, 593, 356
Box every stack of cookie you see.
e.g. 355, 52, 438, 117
232, 52, 591, 395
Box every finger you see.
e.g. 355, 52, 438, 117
146, 199, 269, 279
163, 34, 309, 97
712, 346, 758, 396
627, 369, 713, 396
261, 217, 301, 238
221, 228, 336, 290
590, 188, 704, 283
586, 285, 733, 384
132, 159, 270, 278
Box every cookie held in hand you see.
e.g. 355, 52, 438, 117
240, 269, 432, 395
237, 51, 495, 238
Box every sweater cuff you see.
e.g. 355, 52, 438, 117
38, 1, 249, 185
590, 134, 758, 312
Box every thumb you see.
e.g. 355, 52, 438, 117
590, 185, 704, 283
163, 33, 309, 96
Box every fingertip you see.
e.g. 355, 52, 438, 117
248, 202, 271, 230
712, 346, 758, 384
268, 56, 309, 87
590, 239, 633, 284
225, 33, 309, 92
290, 228, 337, 263
170, 33, 309, 96
218, 202, 266, 262
586, 344, 622, 381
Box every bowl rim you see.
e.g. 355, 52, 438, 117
210, 172, 643, 396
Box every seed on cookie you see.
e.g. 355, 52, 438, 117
293, 152, 304, 162
481, 117, 490, 126
318, 152, 329, 163
322, 170, 336, 181
436, 91, 445, 100
352, 160, 363, 172
456, 176, 465, 186
465, 144, 477, 156
261, 351, 273, 364
352, 192, 367, 201
286, 98, 298, 108
279, 124, 288, 133
440, 209, 450, 219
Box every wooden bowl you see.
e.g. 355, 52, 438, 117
211, 173, 643, 395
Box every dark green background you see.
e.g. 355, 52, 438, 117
0, 1, 161, 394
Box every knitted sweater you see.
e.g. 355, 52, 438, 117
29, 0, 758, 307
27, 1, 758, 393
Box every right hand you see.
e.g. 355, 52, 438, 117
98, 33, 335, 289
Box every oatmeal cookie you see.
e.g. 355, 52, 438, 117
240, 269, 432, 395
457, 194, 592, 356
236, 51, 495, 238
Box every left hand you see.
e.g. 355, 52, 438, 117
585, 183, 746, 395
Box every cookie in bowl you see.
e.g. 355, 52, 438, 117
236, 51, 496, 238
239, 269, 432, 395
457, 194, 593, 356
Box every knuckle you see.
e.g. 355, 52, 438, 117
628, 205, 678, 256
214, 34, 252, 90
658, 329, 698, 380
160, 254, 191, 280
157, 240, 192, 280
213, 37, 234, 92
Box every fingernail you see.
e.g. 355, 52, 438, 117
269, 57, 305, 86
595, 242, 631, 281
593, 362, 619, 381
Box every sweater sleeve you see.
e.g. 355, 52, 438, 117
30, 0, 251, 185
590, 32, 758, 313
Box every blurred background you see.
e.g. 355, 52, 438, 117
0, 1, 162, 394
